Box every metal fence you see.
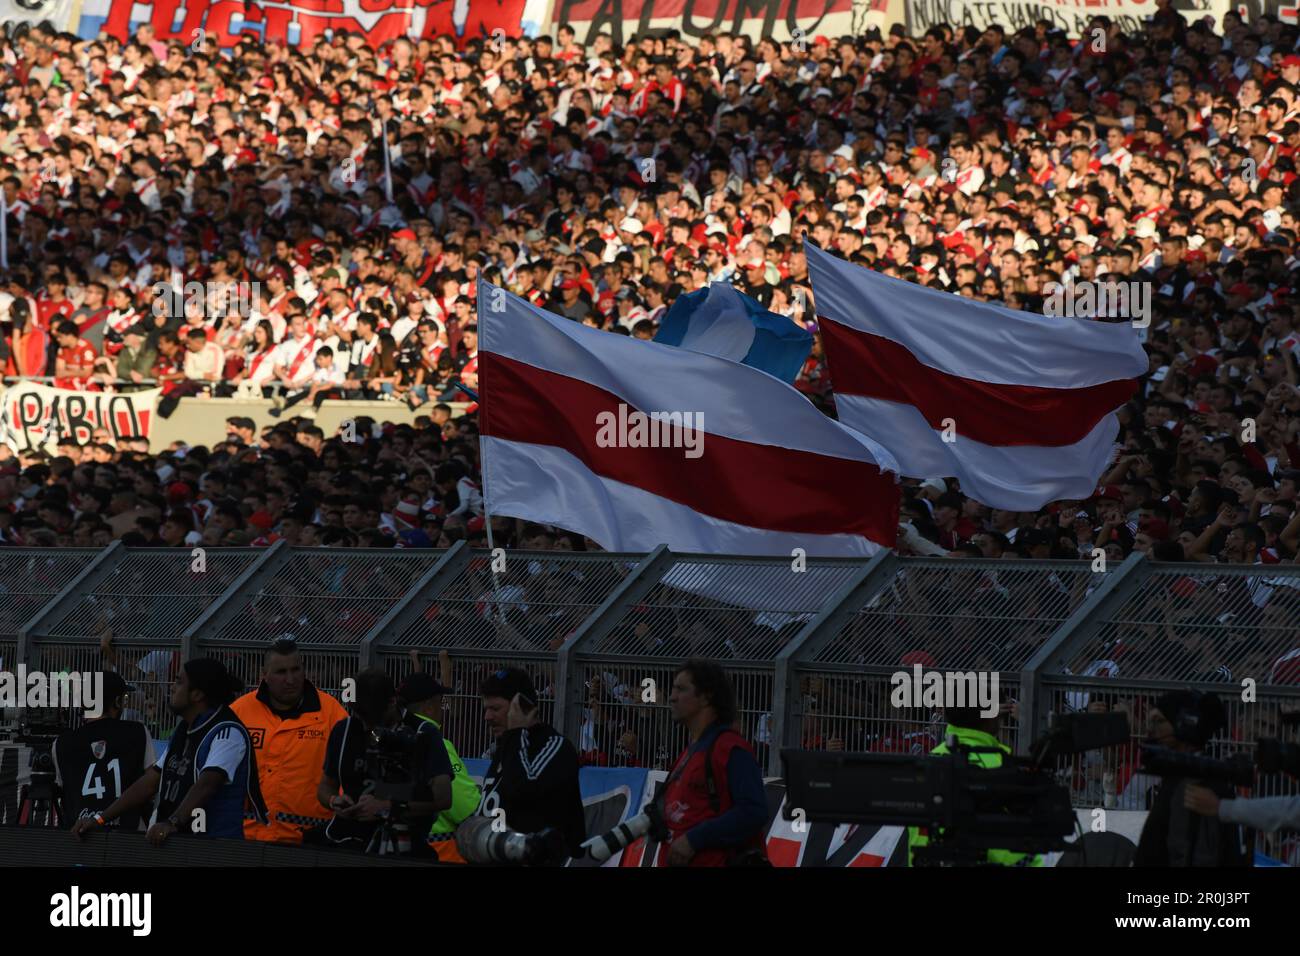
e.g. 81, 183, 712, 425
2, 546, 1298, 813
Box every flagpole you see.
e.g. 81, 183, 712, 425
1, 190, 8, 270
381, 118, 394, 204
475, 281, 507, 633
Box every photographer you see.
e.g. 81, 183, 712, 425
316, 668, 453, 853
907, 703, 1044, 867
52, 672, 154, 830
474, 667, 586, 859
71, 658, 268, 843
657, 660, 769, 867
1135, 690, 1249, 867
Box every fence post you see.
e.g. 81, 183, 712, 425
768, 550, 899, 777
554, 546, 675, 741
1018, 552, 1150, 754
17, 541, 126, 671
179, 540, 294, 661
358, 540, 471, 669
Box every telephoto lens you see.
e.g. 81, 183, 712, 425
454, 818, 570, 865
581, 802, 670, 863
455, 817, 533, 864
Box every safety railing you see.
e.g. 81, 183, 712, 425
0, 546, 1296, 810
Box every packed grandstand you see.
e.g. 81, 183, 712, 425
0, 2, 1297, 870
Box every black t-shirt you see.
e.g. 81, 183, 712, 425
475, 722, 587, 857
321, 716, 453, 846
53, 717, 152, 830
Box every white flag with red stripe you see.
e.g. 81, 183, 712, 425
477, 280, 900, 557
806, 243, 1149, 511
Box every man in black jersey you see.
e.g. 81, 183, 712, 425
474, 668, 586, 858
52, 672, 154, 830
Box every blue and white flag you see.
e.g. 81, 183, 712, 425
654, 282, 812, 384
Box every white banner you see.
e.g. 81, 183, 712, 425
0, 383, 161, 452
905, 0, 1231, 37
0, 0, 75, 29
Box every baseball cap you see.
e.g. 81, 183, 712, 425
1281, 54, 1300, 69
393, 497, 421, 527
100, 671, 135, 702
1134, 219, 1160, 239
920, 478, 948, 494
398, 672, 452, 703
619, 216, 643, 234
392, 228, 417, 242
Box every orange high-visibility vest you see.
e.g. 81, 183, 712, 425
231, 682, 348, 844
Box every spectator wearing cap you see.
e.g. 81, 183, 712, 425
230, 636, 348, 844
552, 277, 592, 323
72, 658, 269, 844
399, 668, 479, 862
99, 324, 154, 391
53, 671, 155, 832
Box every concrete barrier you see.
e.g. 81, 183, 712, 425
147, 398, 470, 452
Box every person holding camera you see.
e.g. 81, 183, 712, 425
907, 702, 1045, 866
658, 660, 769, 867
1135, 690, 1249, 867
474, 667, 586, 859
398, 670, 479, 862
53, 672, 154, 830
316, 668, 453, 853
71, 658, 268, 844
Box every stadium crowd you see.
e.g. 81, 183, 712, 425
0, 8, 1299, 580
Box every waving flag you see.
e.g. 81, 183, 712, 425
654, 282, 812, 384
806, 242, 1148, 511
477, 280, 899, 557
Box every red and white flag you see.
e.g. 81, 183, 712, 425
477, 280, 900, 557
806, 243, 1148, 511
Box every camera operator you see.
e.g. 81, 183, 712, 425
907, 703, 1044, 866
398, 671, 480, 863
657, 659, 769, 867
316, 668, 453, 853
474, 667, 586, 859
52, 672, 154, 830
1135, 690, 1248, 867
71, 658, 268, 844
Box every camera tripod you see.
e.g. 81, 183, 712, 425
16, 772, 62, 828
